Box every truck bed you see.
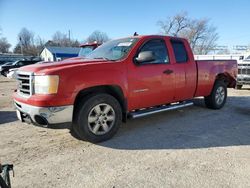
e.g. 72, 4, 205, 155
195, 60, 237, 97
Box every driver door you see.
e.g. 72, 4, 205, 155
128, 38, 175, 110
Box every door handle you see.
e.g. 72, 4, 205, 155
163, 69, 173, 75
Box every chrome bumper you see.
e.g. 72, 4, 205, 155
14, 100, 73, 125
237, 75, 250, 85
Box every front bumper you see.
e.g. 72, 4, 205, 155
237, 75, 250, 85
14, 100, 73, 126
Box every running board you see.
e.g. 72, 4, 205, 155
128, 101, 193, 119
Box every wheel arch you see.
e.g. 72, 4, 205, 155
73, 85, 127, 122
215, 72, 236, 88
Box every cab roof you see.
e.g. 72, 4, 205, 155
122, 34, 186, 41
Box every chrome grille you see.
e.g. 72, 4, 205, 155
238, 69, 249, 75
238, 64, 250, 75
17, 72, 33, 97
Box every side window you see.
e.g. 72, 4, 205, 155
139, 39, 169, 64
23, 61, 31, 65
17, 61, 24, 66
171, 40, 188, 63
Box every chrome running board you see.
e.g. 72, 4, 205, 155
128, 101, 193, 119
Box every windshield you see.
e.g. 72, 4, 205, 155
86, 38, 138, 61
78, 46, 95, 57
12, 61, 20, 65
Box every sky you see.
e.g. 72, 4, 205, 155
0, 0, 250, 49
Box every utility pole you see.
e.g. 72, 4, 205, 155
19, 37, 23, 55
68, 30, 71, 41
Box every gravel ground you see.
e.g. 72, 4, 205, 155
0, 76, 250, 188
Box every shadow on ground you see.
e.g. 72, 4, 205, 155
0, 111, 18, 124
1, 96, 249, 150
97, 96, 250, 150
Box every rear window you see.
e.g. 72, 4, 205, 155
171, 40, 188, 63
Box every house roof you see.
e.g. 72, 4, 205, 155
45, 46, 80, 55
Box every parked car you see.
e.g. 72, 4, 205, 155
0, 60, 15, 66
0, 62, 15, 76
236, 55, 250, 89
13, 35, 237, 142
0, 59, 40, 76
0, 62, 14, 67
6, 68, 18, 79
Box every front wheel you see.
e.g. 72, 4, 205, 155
2, 71, 8, 77
204, 80, 227, 109
72, 94, 122, 143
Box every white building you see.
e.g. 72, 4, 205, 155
40, 46, 80, 62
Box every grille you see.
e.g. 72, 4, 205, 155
17, 72, 33, 97
238, 69, 250, 74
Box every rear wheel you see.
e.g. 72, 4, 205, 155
204, 80, 227, 109
72, 93, 122, 143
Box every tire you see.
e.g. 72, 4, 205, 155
204, 80, 227, 109
72, 93, 122, 143
3, 70, 8, 77
235, 85, 243, 90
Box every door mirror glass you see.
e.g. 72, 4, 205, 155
135, 51, 155, 63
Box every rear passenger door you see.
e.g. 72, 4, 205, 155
170, 40, 196, 101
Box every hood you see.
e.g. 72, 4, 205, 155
1, 64, 13, 68
18, 58, 111, 74
64, 57, 85, 61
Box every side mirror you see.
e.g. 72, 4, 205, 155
135, 51, 155, 63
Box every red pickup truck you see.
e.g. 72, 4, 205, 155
13, 35, 237, 142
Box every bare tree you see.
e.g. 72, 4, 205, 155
52, 31, 69, 46
35, 36, 46, 53
158, 13, 219, 54
0, 27, 11, 53
86, 30, 110, 44
158, 12, 189, 36
191, 23, 218, 54
13, 28, 81, 55
14, 28, 38, 55
50, 31, 80, 47
0, 37, 11, 53
18, 28, 35, 48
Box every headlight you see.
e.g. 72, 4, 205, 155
34, 75, 59, 94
